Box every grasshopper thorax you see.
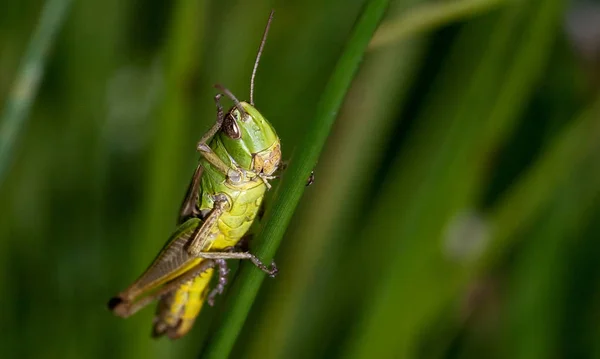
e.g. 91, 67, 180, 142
220, 101, 281, 176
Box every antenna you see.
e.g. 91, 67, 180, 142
214, 84, 246, 115
250, 9, 275, 106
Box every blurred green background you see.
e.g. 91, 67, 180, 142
2, 0, 600, 358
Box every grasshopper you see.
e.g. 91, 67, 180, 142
108, 10, 281, 339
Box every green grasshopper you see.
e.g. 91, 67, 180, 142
108, 10, 281, 339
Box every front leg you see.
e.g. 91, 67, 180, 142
196, 93, 247, 182
197, 145, 244, 182
179, 93, 229, 224
198, 93, 225, 146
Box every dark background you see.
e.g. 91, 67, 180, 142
1, 0, 600, 358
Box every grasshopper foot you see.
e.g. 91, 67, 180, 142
257, 259, 278, 278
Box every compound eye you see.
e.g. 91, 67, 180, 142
223, 112, 241, 139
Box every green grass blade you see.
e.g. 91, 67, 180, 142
340, 0, 566, 357
199, 0, 391, 358
241, 8, 429, 357
369, 0, 505, 50
500, 157, 600, 359
483, 98, 600, 267
0, 0, 73, 186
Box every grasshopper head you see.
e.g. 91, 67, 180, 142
215, 10, 280, 179
220, 101, 281, 175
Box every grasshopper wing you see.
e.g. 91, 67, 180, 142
109, 218, 210, 315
